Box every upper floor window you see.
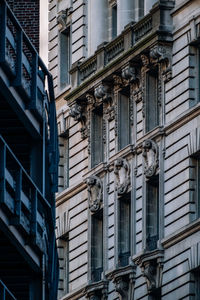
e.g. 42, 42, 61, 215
118, 192, 131, 267
91, 106, 104, 168
60, 26, 71, 88
111, 3, 117, 39
118, 89, 130, 150
145, 69, 159, 132
146, 175, 159, 251
91, 210, 103, 282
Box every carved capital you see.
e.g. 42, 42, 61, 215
135, 249, 164, 295
141, 54, 149, 67
108, 265, 136, 300
94, 84, 112, 103
121, 65, 136, 82
69, 103, 88, 139
114, 158, 130, 195
57, 10, 67, 31
84, 280, 108, 300
86, 175, 103, 212
142, 139, 159, 178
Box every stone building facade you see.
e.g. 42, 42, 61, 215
49, 0, 200, 299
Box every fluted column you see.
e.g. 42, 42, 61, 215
117, 0, 135, 35
88, 0, 108, 56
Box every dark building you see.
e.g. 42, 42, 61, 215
0, 0, 59, 299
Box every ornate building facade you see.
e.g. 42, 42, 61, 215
49, 0, 200, 299
0, 0, 59, 299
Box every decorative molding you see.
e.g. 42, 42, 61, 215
55, 211, 69, 239
57, 10, 68, 31
188, 127, 200, 156
142, 139, 159, 178
188, 242, 200, 271
86, 175, 103, 212
114, 158, 130, 195
69, 103, 88, 139
188, 17, 200, 45
134, 249, 164, 294
108, 265, 136, 300
94, 83, 112, 103
121, 64, 136, 83
84, 280, 108, 300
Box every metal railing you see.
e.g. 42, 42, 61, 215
0, 280, 17, 300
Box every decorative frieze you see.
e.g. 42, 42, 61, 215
114, 157, 131, 195
142, 139, 159, 178
86, 175, 103, 212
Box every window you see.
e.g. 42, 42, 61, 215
91, 211, 103, 282
192, 157, 200, 218
60, 26, 71, 88
91, 106, 104, 168
58, 134, 69, 192
118, 89, 130, 150
111, 4, 117, 39
118, 192, 131, 267
57, 236, 69, 297
146, 70, 159, 132
146, 175, 159, 251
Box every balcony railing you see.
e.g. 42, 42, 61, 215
0, 134, 51, 251
0, 280, 17, 300
69, 1, 174, 90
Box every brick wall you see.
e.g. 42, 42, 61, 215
7, 0, 40, 51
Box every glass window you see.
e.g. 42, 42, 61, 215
91, 211, 103, 282
146, 70, 159, 132
118, 192, 131, 267
91, 106, 104, 168
146, 175, 159, 251
60, 26, 71, 88
118, 90, 130, 150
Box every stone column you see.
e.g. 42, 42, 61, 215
144, 0, 157, 15
88, 0, 108, 56
117, 0, 135, 35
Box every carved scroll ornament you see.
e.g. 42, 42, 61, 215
86, 175, 103, 212
142, 139, 159, 178
114, 158, 130, 195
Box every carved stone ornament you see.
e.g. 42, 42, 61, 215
142, 139, 159, 178
94, 83, 111, 103
188, 242, 200, 271
121, 65, 136, 82
57, 10, 67, 31
109, 265, 136, 300
135, 249, 164, 295
69, 103, 88, 139
114, 158, 130, 195
84, 280, 108, 300
86, 175, 103, 212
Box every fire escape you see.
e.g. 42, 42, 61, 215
0, 0, 59, 299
